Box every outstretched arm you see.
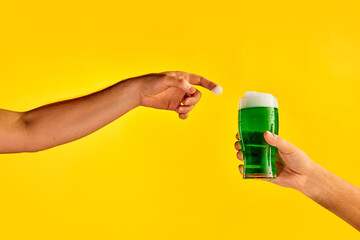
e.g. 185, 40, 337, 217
235, 132, 360, 231
0, 72, 221, 153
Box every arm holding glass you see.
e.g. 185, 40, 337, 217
235, 131, 360, 231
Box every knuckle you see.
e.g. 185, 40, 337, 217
175, 71, 183, 79
158, 73, 168, 81
179, 79, 187, 87
157, 72, 167, 77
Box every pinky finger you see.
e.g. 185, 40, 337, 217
238, 165, 244, 175
179, 113, 189, 120
176, 105, 195, 114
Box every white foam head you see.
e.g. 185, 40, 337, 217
239, 91, 278, 109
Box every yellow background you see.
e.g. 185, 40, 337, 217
1, 0, 359, 239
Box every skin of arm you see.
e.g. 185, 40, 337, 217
0, 71, 221, 153
235, 131, 360, 231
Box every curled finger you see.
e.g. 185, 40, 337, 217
179, 113, 189, 120
236, 151, 243, 161
176, 105, 195, 114
238, 165, 244, 175
182, 90, 202, 106
234, 141, 241, 151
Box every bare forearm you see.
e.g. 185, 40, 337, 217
20, 78, 140, 151
300, 162, 360, 230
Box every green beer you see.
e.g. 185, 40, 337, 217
238, 91, 279, 179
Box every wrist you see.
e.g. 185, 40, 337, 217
117, 77, 142, 108
297, 161, 326, 199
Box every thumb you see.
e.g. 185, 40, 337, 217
164, 75, 196, 94
264, 131, 298, 155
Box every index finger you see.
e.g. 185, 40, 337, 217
165, 71, 222, 95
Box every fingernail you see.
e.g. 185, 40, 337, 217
211, 85, 223, 95
266, 131, 275, 138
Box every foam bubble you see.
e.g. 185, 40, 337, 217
239, 91, 278, 109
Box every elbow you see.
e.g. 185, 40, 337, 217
22, 138, 58, 153
23, 144, 51, 153
21, 136, 49, 153
22, 132, 56, 153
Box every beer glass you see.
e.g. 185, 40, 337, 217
238, 91, 279, 179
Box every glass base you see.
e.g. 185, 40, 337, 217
243, 173, 277, 179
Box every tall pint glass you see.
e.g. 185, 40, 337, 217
238, 91, 279, 179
